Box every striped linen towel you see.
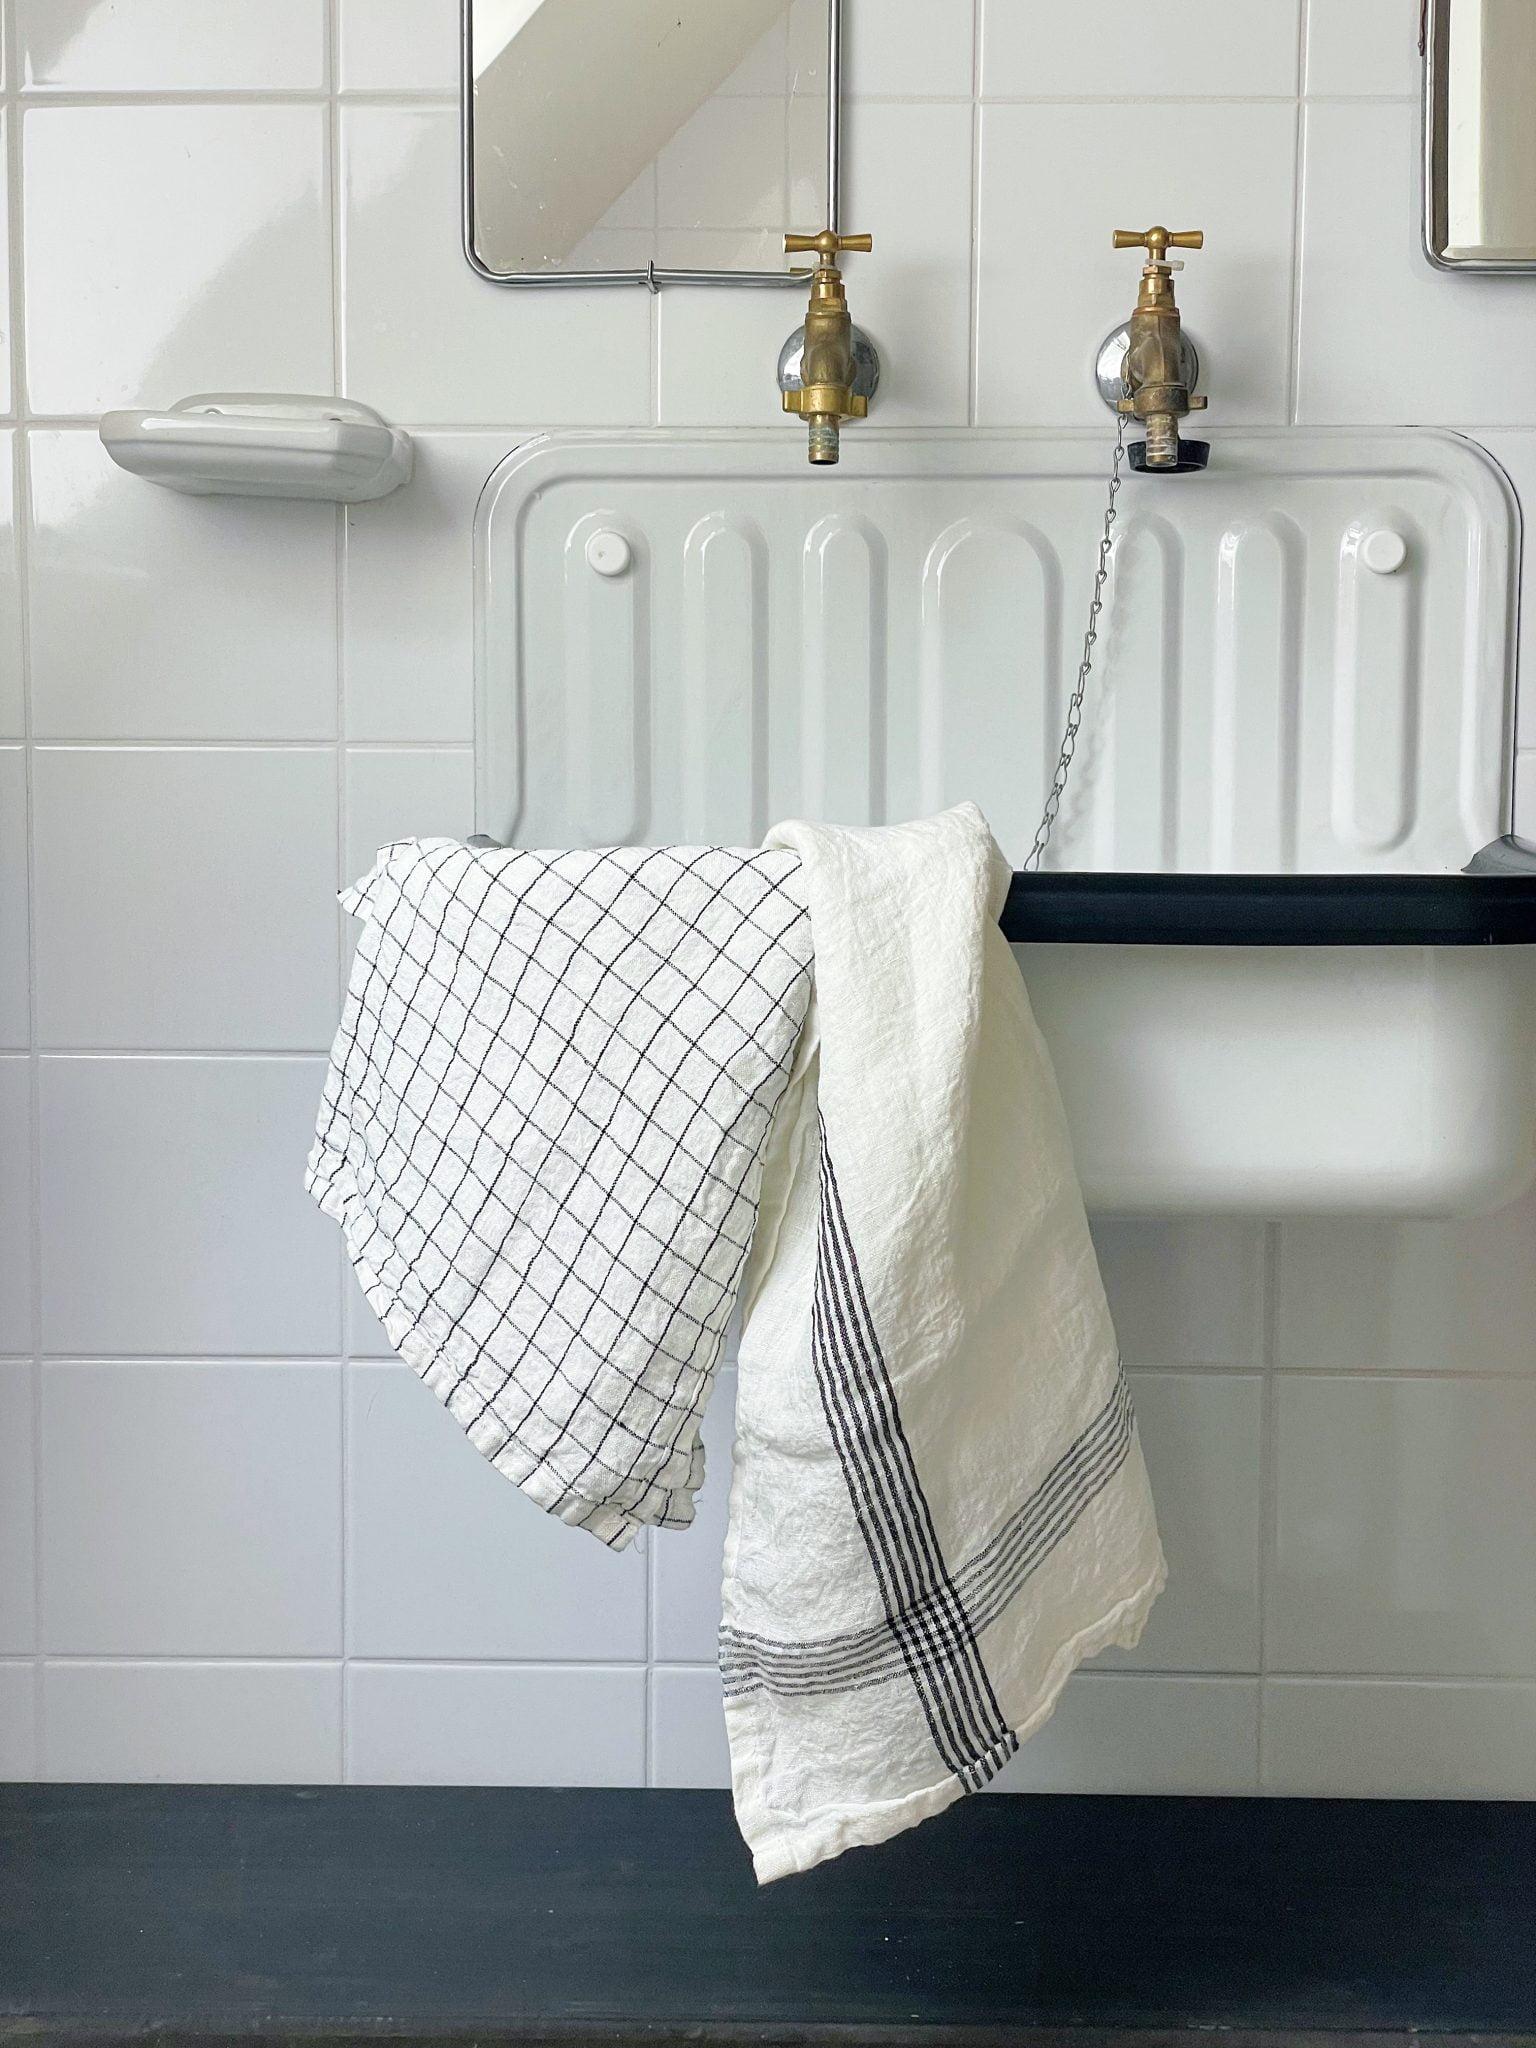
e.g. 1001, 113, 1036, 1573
306, 805, 1164, 1878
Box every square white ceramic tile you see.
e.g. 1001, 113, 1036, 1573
1275, 1187, 1536, 1375
1298, 102, 1536, 425
1101, 1374, 1262, 1673
0, 1663, 38, 1777
0, 750, 27, 1047
840, 100, 973, 428
977, 101, 1297, 427
990, 1675, 1260, 1794
1304, 0, 1423, 97
983, 0, 1301, 98
0, 438, 21, 738
1262, 1678, 1536, 1796
338, 0, 460, 92
0, 1061, 33, 1355
343, 433, 516, 744
23, 104, 332, 417
344, 749, 475, 880
28, 433, 338, 743
1269, 1375, 1536, 1677
346, 1664, 648, 1784
650, 1665, 730, 1788
32, 749, 339, 1051
1090, 1219, 1267, 1368
0, 118, 11, 420
656, 287, 801, 429
16, 0, 328, 91
347, 1362, 646, 1659
341, 107, 651, 427
0, 1362, 36, 1654
0, 442, 21, 745
38, 1056, 341, 1355
846, 0, 973, 96
651, 1367, 735, 1662
41, 1661, 343, 1782
40, 1360, 342, 1655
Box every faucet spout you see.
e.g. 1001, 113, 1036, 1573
779, 229, 875, 465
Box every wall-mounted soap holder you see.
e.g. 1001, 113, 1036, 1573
98, 394, 413, 502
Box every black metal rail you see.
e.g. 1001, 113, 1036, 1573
1001, 869, 1536, 946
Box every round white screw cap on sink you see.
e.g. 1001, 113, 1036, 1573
1361, 527, 1409, 574
586, 530, 633, 577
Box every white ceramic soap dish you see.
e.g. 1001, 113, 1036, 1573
98, 394, 413, 502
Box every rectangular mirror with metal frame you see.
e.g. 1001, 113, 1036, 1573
463, 0, 837, 288
1425, 0, 1536, 269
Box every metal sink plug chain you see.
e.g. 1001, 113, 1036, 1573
1025, 409, 1128, 873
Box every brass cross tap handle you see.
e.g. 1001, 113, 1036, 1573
784, 230, 873, 258
1112, 227, 1204, 260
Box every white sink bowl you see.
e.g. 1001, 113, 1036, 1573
1010, 872, 1536, 1217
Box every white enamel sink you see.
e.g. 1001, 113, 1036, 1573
1009, 867, 1536, 1217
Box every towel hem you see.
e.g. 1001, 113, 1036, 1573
732, 1550, 1168, 1884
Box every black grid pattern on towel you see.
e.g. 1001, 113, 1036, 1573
719, 1367, 1135, 1699
798, 1121, 1020, 1794
307, 838, 812, 1541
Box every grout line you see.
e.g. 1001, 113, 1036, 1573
25, 1651, 1534, 1686
6, 89, 458, 109
4, 418, 539, 432
23, 737, 473, 751
38, 1356, 347, 1368
1255, 1221, 1283, 1786
340, 740, 476, 754
642, 1538, 655, 1787
26, 738, 342, 751
964, 0, 982, 431
324, 0, 353, 1791
1285, 5, 1310, 427
8, 88, 1430, 109
27, 1347, 1528, 1380
32, 1049, 332, 1061
648, 289, 660, 431
1124, 1363, 1266, 1379
38, 1654, 350, 1668
317, 1658, 657, 1674
21, 1651, 1536, 1684
5, 21, 49, 1772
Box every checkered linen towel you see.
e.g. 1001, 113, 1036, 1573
307, 808, 1164, 1879
306, 836, 813, 1546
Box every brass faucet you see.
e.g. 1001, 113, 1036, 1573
779, 229, 874, 465
1111, 226, 1207, 470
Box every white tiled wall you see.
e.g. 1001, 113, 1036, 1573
2, 0, 1534, 1796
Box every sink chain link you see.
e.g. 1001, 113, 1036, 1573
1025, 409, 1128, 874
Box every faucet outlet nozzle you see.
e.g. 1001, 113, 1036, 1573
808, 419, 841, 465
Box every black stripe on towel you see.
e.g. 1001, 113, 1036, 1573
721, 1371, 1134, 1700
800, 1121, 1018, 1792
